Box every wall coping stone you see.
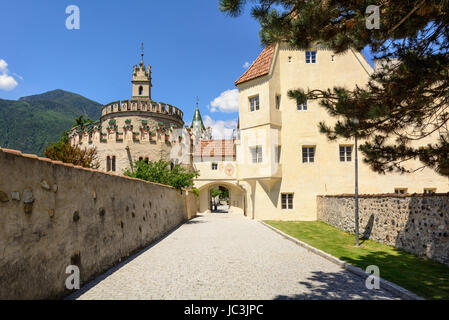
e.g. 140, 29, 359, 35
0, 147, 175, 190
317, 193, 449, 198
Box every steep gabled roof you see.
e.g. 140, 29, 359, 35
235, 45, 275, 86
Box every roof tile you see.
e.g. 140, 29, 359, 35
235, 45, 275, 85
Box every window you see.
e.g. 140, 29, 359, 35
106, 156, 111, 172
306, 51, 316, 63
275, 95, 281, 110
275, 145, 281, 163
288, 56, 292, 63
339, 146, 353, 162
281, 193, 293, 210
211, 162, 218, 170
112, 156, 116, 172
249, 96, 259, 112
250, 146, 263, 163
394, 188, 407, 194
297, 99, 308, 110
302, 147, 315, 163
139, 86, 143, 95
424, 188, 436, 194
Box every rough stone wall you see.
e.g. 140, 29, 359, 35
317, 194, 449, 265
0, 147, 190, 299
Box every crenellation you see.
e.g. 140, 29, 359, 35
99, 100, 183, 120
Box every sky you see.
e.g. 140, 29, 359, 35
0, 0, 374, 137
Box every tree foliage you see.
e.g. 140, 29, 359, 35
123, 160, 200, 190
44, 116, 100, 169
220, 0, 449, 176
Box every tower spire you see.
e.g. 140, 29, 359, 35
191, 96, 205, 131
140, 42, 144, 64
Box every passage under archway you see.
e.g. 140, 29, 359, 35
210, 186, 230, 213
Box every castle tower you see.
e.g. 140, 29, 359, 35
132, 43, 152, 100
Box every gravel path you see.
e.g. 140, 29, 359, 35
68, 213, 398, 300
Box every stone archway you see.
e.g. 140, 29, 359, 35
196, 181, 246, 215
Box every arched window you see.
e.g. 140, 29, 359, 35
144, 157, 149, 164
112, 156, 116, 172
139, 86, 143, 95
106, 156, 111, 172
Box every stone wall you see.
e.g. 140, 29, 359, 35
0, 147, 193, 299
317, 194, 449, 265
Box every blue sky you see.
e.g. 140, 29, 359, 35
0, 0, 374, 135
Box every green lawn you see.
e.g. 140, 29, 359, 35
265, 220, 449, 300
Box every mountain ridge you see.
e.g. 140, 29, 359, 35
0, 89, 103, 156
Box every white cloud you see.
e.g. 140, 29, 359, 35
243, 61, 251, 69
0, 59, 8, 73
203, 115, 237, 139
0, 59, 19, 91
209, 89, 239, 113
0, 74, 18, 91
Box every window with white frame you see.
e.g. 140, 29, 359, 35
297, 99, 308, 110
250, 146, 263, 163
306, 51, 316, 63
339, 146, 353, 162
281, 193, 293, 209
302, 146, 315, 163
211, 162, 218, 170
249, 96, 260, 112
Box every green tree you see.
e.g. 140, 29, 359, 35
124, 160, 199, 189
220, 0, 449, 176
211, 187, 223, 199
44, 117, 100, 168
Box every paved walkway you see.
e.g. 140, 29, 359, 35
68, 213, 398, 300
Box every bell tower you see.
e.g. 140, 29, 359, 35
132, 43, 152, 100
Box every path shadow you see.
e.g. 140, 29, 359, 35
185, 219, 207, 224
274, 269, 397, 300
360, 214, 374, 245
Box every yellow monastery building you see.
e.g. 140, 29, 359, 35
193, 43, 449, 220
69, 43, 449, 221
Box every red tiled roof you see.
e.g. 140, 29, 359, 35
193, 140, 235, 158
235, 45, 275, 85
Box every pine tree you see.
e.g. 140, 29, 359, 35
220, 0, 449, 176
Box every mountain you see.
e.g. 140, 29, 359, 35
0, 89, 102, 156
